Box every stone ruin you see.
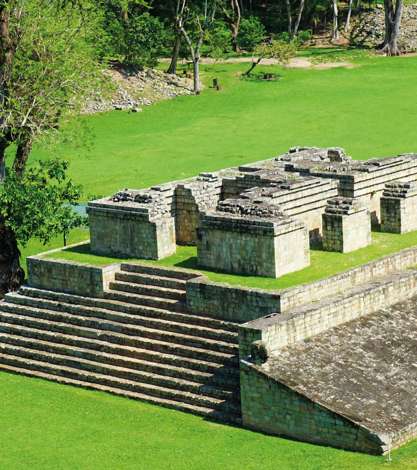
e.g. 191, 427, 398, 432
88, 146, 417, 278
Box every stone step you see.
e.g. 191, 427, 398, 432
0, 343, 239, 401
115, 271, 186, 291
0, 313, 238, 364
0, 353, 241, 415
0, 362, 242, 424
0, 333, 239, 390
0, 323, 239, 375
6, 293, 237, 344
109, 280, 186, 301
18, 287, 239, 333
104, 289, 186, 312
121, 263, 198, 281
0, 303, 237, 355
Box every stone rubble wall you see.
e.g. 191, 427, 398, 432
350, 5, 417, 52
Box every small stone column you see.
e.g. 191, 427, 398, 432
322, 198, 371, 253
380, 182, 417, 234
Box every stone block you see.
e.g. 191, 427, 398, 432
380, 182, 417, 233
322, 197, 371, 253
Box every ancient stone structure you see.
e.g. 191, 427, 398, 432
3, 147, 417, 455
322, 197, 371, 253
380, 182, 417, 234
197, 199, 310, 278
87, 146, 417, 277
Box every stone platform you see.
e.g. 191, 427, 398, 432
243, 296, 417, 453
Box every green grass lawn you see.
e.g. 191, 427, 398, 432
1, 371, 417, 470
46, 230, 417, 290
22, 52, 417, 201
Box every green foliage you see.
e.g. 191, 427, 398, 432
123, 13, 168, 69
202, 20, 232, 60
1, 0, 103, 147
0, 160, 83, 247
96, 2, 168, 69
254, 40, 297, 64
237, 16, 266, 51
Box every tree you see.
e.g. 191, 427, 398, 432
331, 0, 339, 42
243, 39, 297, 76
176, 0, 218, 95
381, 0, 403, 56
222, 0, 241, 52
0, 0, 102, 294
293, 0, 306, 38
344, 0, 354, 33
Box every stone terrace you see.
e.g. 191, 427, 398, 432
261, 296, 417, 444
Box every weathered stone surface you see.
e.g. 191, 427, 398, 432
27, 256, 119, 298
241, 295, 417, 453
380, 182, 417, 234
322, 197, 371, 252
197, 199, 310, 278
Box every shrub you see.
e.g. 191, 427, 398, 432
237, 16, 266, 52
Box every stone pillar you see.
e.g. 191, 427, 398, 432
380, 182, 417, 234
322, 198, 371, 253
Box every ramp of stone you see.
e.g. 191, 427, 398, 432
0, 264, 241, 424
252, 295, 417, 451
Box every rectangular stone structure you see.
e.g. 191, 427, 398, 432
322, 197, 371, 253
380, 182, 417, 233
88, 191, 176, 260
197, 200, 310, 278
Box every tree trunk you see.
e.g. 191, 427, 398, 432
12, 138, 32, 177
293, 0, 306, 37
0, 138, 8, 182
230, 0, 241, 52
0, 221, 24, 298
167, 32, 181, 75
332, 0, 339, 42
193, 57, 201, 94
243, 57, 262, 76
382, 0, 403, 55
286, 0, 293, 35
231, 24, 240, 52
345, 0, 354, 32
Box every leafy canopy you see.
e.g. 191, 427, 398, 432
0, 159, 84, 246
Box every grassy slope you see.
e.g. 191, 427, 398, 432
2, 371, 417, 470
47, 230, 417, 290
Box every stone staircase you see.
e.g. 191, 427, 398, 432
0, 264, 241, 423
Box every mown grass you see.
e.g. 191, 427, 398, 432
46, 230, 417, 290
24, 52, 417, 200
2, 371, 417, 470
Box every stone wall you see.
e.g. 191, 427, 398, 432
186, 277, 281, 323
27, 256, 119, 298
240, 361, 389, 455
380, 182, 417, 233
350, 5, 417, 52
197, 202, 310, 278
322, 198, 371, 253
239, 270, 417, 358
88, 205, 176, 260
